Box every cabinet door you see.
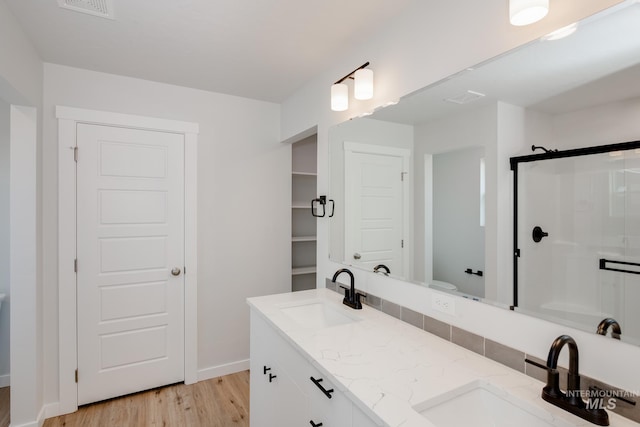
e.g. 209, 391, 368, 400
250, 312, 309, 427
250, 312, 277, 426
251, 360, 308, 427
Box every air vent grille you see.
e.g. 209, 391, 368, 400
444, 90, 486, 105
57, 0, 114, 19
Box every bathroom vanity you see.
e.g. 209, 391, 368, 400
248, 289, 639, 427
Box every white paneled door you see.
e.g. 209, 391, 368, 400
344, 143, 409, 277
76, 123, 185, 405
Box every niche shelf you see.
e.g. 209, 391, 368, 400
291, 135, 317, 292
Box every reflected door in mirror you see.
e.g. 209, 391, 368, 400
344, 142, 410, 277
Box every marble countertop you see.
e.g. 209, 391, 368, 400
247, 288, 638, 427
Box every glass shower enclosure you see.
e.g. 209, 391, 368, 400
511, 140, 640, 346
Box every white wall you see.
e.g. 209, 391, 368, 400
282, 0, 640, 393
549, 96, 640, 149
10, 105, 39, 427
0, 97, 9, 385
0, 0, 42, 107
42, 63, 289, 406
0, 2, 44, 426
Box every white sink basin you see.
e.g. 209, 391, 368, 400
413, 380, 573, 427
280, 300, 359, 329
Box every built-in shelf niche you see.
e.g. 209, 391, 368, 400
291, 134, 317, 292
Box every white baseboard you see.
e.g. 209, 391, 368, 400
38, 404, 50, 427
10, 403, 48, 427
42, 402, 62, 423
0, 374, 9, 388
198, 359, 249, 382
10, 420, 40, 427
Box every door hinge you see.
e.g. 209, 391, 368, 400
73, 146, 78, 162
74, 259, 78, 273
75, 369, 78, 383
184, 266, 187, 275
401, 172, 408, 181
401, 239, 404, 248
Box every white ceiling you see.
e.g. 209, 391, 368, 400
4, 0, 415, 102
372, 2, 640, 125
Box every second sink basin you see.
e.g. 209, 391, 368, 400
280, 300, 359, 329
413, 380, 574, 427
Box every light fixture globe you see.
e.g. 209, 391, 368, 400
354, 68, 374, 100
510, 0, 549, 26
331, 83, 349, 111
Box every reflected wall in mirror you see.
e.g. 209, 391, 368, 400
329, 119, 488, 298
329, 0, 640, 345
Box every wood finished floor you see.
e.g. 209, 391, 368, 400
0, 386, 9, 427
44, 371, 250, 427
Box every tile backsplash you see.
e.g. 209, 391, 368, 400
325, 279, 640, 423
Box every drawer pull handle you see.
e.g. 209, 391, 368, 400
310, 421, 323, 427
310, 376, 334, 399
263, 366, 271, 375
269, 373, 277, 383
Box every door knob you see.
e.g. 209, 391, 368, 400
171, 267, 181, 276
353, 253, 361, 260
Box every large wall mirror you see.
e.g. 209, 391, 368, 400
329, 1, 640, 345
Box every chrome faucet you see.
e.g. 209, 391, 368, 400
596, 318, 621, 340
526, 335, 609, 426
331, 268, 364, 310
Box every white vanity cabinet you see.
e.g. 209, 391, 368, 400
250, 310, 380, 427
250, 312, 308, 426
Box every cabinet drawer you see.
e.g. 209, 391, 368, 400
307, 366, 352, 427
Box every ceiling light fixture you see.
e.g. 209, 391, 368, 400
331, 62, 373, 111
509, 0, 549, 26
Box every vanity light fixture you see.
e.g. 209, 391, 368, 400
354, 68, 374, 100
331, 83, 349, 111
331, 62, 373, 111
509, 0, 549, 26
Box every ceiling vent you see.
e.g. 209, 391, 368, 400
444, 90, 486, 105
57, 0, 115, 20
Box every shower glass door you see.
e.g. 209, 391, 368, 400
513, 142, 640, 346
